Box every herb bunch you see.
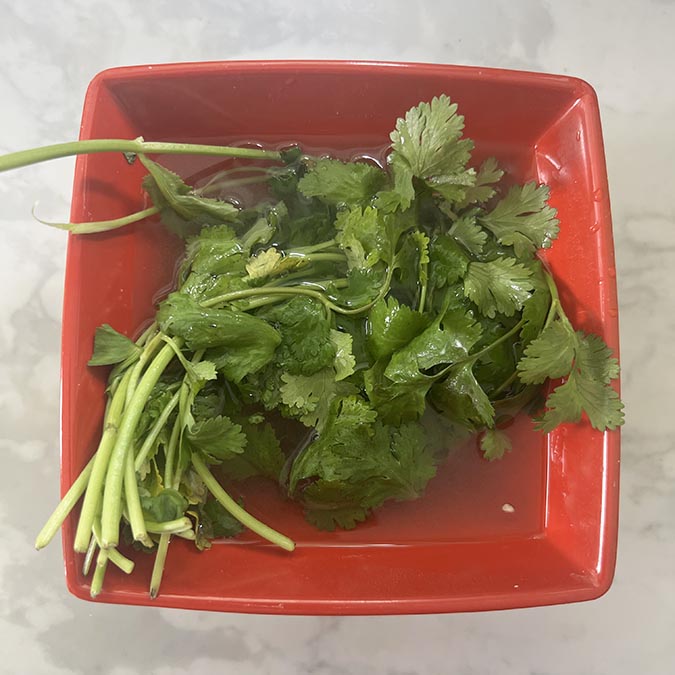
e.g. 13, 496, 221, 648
0, 95, 623, 598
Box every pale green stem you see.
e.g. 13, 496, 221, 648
124, 450, 151, 547
149, 533, 171, 599
100, 342, 179, 547
133, 389, 181, 471
35, 205, 159, 235
192, 454, 295, 552
35, 455, 95, 550
0, 138, 281, 173
73, 369, 132, 552
90, 549, 109, 598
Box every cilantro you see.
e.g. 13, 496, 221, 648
368, 297, 429, 361
140, 155, 239, 232
298, 158, 386, 205
220, 421, 285, 481
185, 414, 247, 463
388, 95, 475, 208
88, 324, 140, 367
480, 428, 512, 461
463, 258, 534, 318
480, 182, 559, 258
518, 317, 624, 431
25, 95, 624, 589
265, 296, 336, 376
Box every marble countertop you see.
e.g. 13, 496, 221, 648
1, 1, 672, 673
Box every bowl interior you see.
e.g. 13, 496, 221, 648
61, 62, 619, 613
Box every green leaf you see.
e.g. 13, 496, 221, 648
464, 258, 534, 318
141, 488, 188, 523
186, 415, 247, 463
220, 421, 285, 481
480, 182, 559, 258
428, 233, 470, 289
331, 330, 356, 381
200, 498, 245, 539
290, 398, 437, 530
517, 321, 577, 384
327, 266, 385, 309
280, 369, 355, 430
430, 362, 495, 430
265, 296, 336, 376
88, 324, 140, 367
385, 308, 482, 383
298, 158, 386, 205
368, 297, 430, 361
363, 359, 430, 424
480, 428, 512, 461
184, 224, 244, 275
458, 157, 504, 207
448, 211, 487, 255
527, 327, 623, 432
140, 156, 239, 229
245, 247, 303, 280
520, 284, 552, 345
157, 293, 281, 361
388, 95, 475, 207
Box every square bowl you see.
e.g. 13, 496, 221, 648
60, 60, 620, 614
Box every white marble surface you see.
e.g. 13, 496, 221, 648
1, 1, 673, 673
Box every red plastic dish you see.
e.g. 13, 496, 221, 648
60, 60, 620, 614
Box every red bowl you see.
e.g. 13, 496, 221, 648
60, 60, 620, 614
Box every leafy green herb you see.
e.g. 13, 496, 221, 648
22, 94, 623, 599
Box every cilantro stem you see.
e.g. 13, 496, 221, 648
100, 342, 179, 548
149, 533, 171, 599
73, 369, 132, 552
466, 318, 526, 365
286, 239, 337, 255
133, 389, 181, 471
490, 371, 518, 399
126, 331, 163, 405
0, 139, 281, 173
34, 455, 95, 550
289, 252, 346, 265
82, 532, 97, 576
191, 453, 295, 552
144, 516, 193, 534
163, 414, 182, 495
90, 548, 108, 598
124, 450, 151, 547
198, 174, 271, 195
92, 518, 135, 574
35, 206, 159, 235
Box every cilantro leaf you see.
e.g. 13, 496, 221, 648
185, 224, 243, 275
480, 428, 512, 461
298, 158, 386, 205
88, 324, 140, 367
335, 205, 382, 269
140, 155, 239, 230
368, 297, 429, 361
327, 266, 385, 308
364, 359, 430, 424
448, 211, 487, 255
280, 369, 356, 430
458, 157, 504, 207
289, 396, 437, 530
518, 320, 623, 432
245, 248, 302, 280
186, 415, 247, 463
385, 308, 482, 383
463, 258, 534, 318
199, 498, 244, 539
388, 95, 475, 208
220, 421, 285, 481
428, 233, 470, 289
157, 293, 281, 358
331, 330, 356, 381
480, 182, 559, 258
265, 296, 336, 376
141, 488, 188, 523
520, 284, 552, 345
430, 363, 495, 430
516, 321, 577, 384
